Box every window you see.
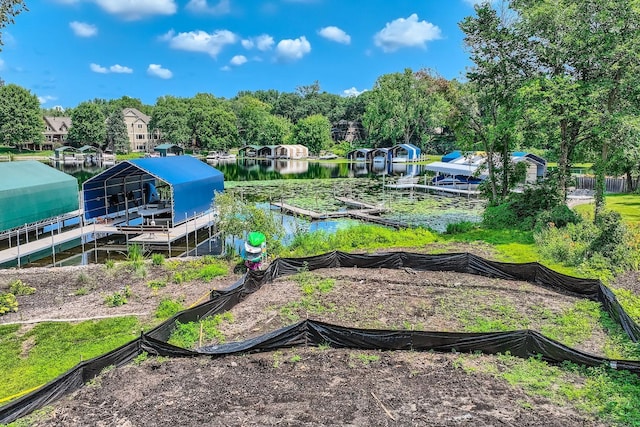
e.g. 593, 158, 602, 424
136, 134, 144, 140
137, 124, 143, 129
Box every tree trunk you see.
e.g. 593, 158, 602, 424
594, 143, 607, 221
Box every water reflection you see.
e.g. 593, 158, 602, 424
209, 158, 427, 181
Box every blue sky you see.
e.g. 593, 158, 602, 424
0, 0, 483, 109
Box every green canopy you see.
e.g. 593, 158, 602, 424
0, 161, 79, 231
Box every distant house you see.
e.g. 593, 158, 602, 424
123, 108, 160, 153
41, 116, 72, 149
331, 120, 364, 142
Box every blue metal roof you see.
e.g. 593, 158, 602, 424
391, 143, 421, 159
442, 150, 462, 162
82, 156, 224, 224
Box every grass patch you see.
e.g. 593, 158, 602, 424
0, 317, 142, 403
168, 312, 234, 349
171, 257, 229, 284
454, 352, 640, 426
277, 270, 337, 322
573, 193, 640, 224
539, 300, 601, 347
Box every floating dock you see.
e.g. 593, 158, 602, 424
272, 197, 409, 229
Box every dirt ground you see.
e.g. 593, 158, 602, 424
2, 246, 637, 426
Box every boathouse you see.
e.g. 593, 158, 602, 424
0, 161, 79, 232
153, 143, 183, 157
346, 148, 372, 161
389, 143, 421, 162
82, 156, 224, 226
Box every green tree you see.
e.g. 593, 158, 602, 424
0, 83, 43, 149
259, 114, 292, 146
458, 4, 528, 203
150, 96, 190, 145
363, 68, 449, 148
188, 93, 222, 149
0, 0, 26, 50
233, 95, 272, 144
291, 114, 332, 155
67, 102, 106, 148
105, 108, 129, 154
197, 105, 239, 152
510, 0, 640, 209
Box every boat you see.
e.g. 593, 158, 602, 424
432, 175, 483, 186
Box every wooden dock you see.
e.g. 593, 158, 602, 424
272, 198, 409, 228
0, 211, 217, 267
348, 211, 409, 229
0, 222, 113, 266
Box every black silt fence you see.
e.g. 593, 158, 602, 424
2, 251, 640, 424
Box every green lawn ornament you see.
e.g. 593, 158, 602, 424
243, 231, 267, 270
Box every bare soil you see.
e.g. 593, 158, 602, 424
2, 245, 637, 426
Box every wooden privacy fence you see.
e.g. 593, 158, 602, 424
575, 176, 629, 193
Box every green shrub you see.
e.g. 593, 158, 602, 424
104, 259, 115, 269
147, 280, 167, 291
446, 221, 477, 234
0, 292, 18, 315
535, 205, 581, 230
155, 297, 184, 319
9, 279, 36, 296
151, 253, 165, 266
104, 286, 132, 307
482, 203, 518, 229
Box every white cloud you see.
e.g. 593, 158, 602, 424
342, 87, 366, 97
374, 14, 442, 52
69, 21, 98, 37
186, 0, 230, 15
221, 65, 231, 71
230, 55, 247, 66
318, 26, 350, 44
90, 63, 133, 73
109, 64, 133, 73
162, 29, 238, 58
147, 64, 173, 79
90, 63, 108, 73
38, 95, 58, 104
275, 36, 311, 61
93, 0, 177, 20
242, 34, 274, 51
255, 34, 274, 51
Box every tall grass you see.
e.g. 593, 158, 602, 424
284, 224, 439, 257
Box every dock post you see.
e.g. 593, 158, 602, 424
25, 225, 29, 244
194, 211, 198, 256
93, 221, 98, 263
208, 211, 212, 253
80, 216, 85, 255
16, 229, 20, 268
51, 227, 56, 266
185, 213, 189, 256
